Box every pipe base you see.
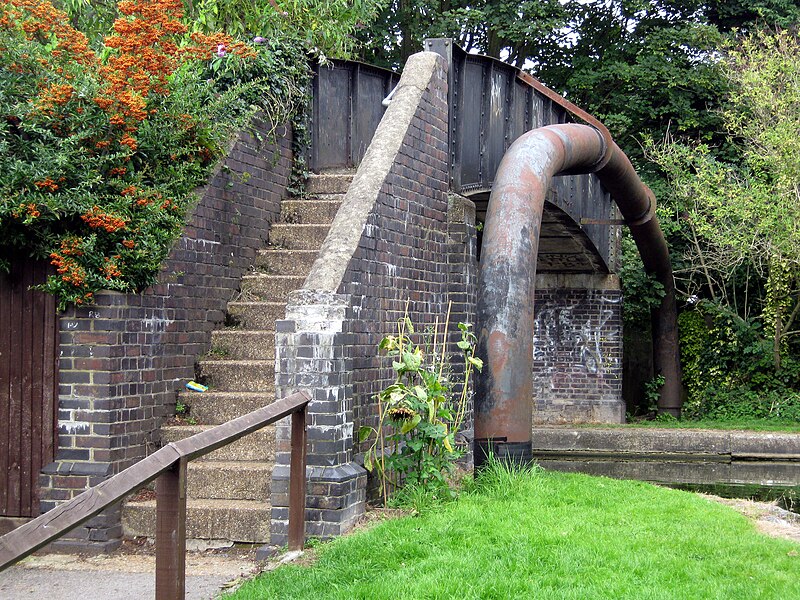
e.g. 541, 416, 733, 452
474, 439, 533, 469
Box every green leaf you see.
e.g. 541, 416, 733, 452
457, 340, 472, 350
400, 413, 422, 434
408, 440, 424, 452
364, 451, 373, 472
403, 316, 414, 334
443, 435, 453, 452
402, 351, 422, 371
413, 385, 428, 402
468, 356, 484, 371
358, 426, 373, 443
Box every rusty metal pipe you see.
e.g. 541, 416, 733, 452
597, 145, 682, 416
475, 124, 681, 465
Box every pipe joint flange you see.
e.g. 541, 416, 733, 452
625, 191, 657, 227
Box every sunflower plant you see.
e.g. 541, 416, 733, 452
360, 303, 482, 501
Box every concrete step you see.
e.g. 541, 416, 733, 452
240, 274, 304, 301
198, 359, 275, 393
227, 301, 284, 330
280, 199, 342, 225
160, 425, 274, 462
255, 249, 317, 277
210, 330, 275, 361
186, 461, 273, 501
306, 172, 353, 195
122, 498, 272, 543
183, 391, 276, 425
269, 224, 331, 250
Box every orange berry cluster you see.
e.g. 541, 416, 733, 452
80, 206, 127, 232
9, 0, 94, 65
34, 178, 58, 192
91, 0, 186, 141
58, 237, 84, 257
102, 257, 123, 280
49, 252, 87, 286
36, 83, 73, 113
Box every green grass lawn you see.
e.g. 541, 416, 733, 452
227, 465, 800, 599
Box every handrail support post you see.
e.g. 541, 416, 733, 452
155, 457, 187, 600
288, 407, 307, 551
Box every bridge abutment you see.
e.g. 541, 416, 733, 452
532, 274, 625, 425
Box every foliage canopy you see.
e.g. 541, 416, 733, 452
0, 0, 310, 308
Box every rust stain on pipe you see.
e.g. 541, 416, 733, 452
475, 123, 682, 465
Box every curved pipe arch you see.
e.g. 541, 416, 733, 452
474, 124, 681, 464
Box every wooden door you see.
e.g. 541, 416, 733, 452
0, 256, 59, 518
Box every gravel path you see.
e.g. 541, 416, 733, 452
707, 495, 800, 544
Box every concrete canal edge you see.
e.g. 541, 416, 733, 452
530, 427, 800, 489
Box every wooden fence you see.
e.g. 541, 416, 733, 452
0, 257, 59, 519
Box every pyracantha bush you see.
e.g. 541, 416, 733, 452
0, 0, 308, 308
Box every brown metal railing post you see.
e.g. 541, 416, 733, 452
155, 457, 187, 600
288, 407, 307, 551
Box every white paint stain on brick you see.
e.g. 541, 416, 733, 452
142, 313, 174, 332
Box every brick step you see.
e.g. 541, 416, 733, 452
240, 274, 304, 301
182, 391, 275, 425
210, 330, 275, 361
186, 461, 273, 501
268, 224, 331, 251
161, 425, 274, 462
122, 498, 272, 543
255, 249, 317, 277
227, 301, 285, 330
198, 359, 275, 393
280, 199, 343, 225
306, 172, 353, 195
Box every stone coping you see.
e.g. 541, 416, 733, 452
531, 427, 800, 460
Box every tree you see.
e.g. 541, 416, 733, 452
56, 0, 385, 57
649, 30, 800, 370
356, 0, 567, 69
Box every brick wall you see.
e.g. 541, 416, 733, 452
272, 52, 479, 544
532, 274, 624, 424
40, 118, 292, 552
339, 86, 452, 453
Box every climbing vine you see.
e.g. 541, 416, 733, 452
678, 301, 800, 420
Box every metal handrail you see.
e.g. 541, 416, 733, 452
0, 390, 311, 599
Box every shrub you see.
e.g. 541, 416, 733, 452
678, 301, 800, 420
0, 0, 309, 309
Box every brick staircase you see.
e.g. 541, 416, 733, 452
122, 171, 354, 543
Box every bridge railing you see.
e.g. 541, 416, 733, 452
0, 391, 311, 600
309, 59, 399, 173
424, 38, 616, 271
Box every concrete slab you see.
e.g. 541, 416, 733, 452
0, 549, 257, 600
531, 426, 800, 488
